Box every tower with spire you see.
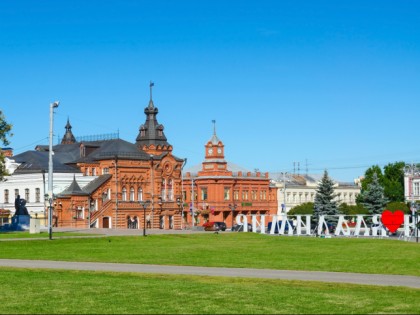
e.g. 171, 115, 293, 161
61, 118, 77, 144
200, 120, 229, 175
135, 82, 172, 155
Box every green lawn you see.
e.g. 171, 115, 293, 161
1, 268, 419, 314
1, 233, 419, 314
1, 233, 419, 276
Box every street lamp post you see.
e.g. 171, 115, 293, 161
176, 197, 182, 229
140, 200, 150, 237
48, 101, 59, 240
229, 204, 237, 231
404, 163, 420, 243
280, 172, 288, 214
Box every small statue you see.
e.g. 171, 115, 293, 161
14, 195, 29, 216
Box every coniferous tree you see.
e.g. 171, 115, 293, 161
314, 170, 339, 220
361, 172, 388, 215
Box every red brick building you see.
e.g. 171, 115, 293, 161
54, 92, 185, 230
183, 126, 278, 229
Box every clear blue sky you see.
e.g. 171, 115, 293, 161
1, 0, 420, 182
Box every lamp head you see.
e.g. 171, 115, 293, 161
52, 101, 59, 108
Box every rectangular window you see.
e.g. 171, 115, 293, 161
76, 207, 84, 219
103, 168, 109, 175
415, 182, 420, 196
234, 190, 239, 201
224, 188, 230, 201
251, 190, 257, 201
201, 188, 208, 201
4, 190, 9, 204
182, 190, 187, 201
92, 168, 96, 176
190, 190, 197, 201
242, 190, 248, 201
25, 188, 30, 202
15, 189, 19, 199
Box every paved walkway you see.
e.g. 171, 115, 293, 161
1, 228, 419, 289
0, 259, 419, 289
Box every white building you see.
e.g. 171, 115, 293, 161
404, 172, 420, 206
0, 154, 96, 220
270, 173, 361, 214
0, 121, 98, 223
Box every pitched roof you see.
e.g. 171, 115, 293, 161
82, 174, 112, 194
60, 175, 88, 196
12, 151, 80, 174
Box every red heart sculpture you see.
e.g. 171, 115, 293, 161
381, 210, 404, 233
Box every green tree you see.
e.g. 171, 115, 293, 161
383, 161, 405, 202
339, 203, 369, 216
360, 165, 384, 191
314, 170, 339, 220
358, 162, 405, 204
0, 110, 13, 181
361, 172, 388, 215
385, 201, 410, 214
288, 202, 314, 215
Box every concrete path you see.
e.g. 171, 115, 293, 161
0, 259, 419, 289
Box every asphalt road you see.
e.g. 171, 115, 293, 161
1, 259, 419, 289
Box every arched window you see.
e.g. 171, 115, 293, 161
130, 187, 135, 201
138, 188, 143, 201
167, 179, 173, 201
161, 179, 166, 201
35, 188, 40, 203
122, 187, 127, 201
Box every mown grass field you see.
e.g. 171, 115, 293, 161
0, 233, 419, 276
1, 233, 419, 314
1, 267, 419, 314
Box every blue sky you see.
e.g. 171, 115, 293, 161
1, 0, 420, 182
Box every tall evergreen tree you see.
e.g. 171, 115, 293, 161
361, 172, 388, 215
314, 170, 339, 220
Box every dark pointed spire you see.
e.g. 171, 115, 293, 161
60, 175, 87, 196
136, 82, 171, 149
209, 119, 220, 145
61, 118, 77, 144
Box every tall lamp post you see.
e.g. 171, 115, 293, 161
404, 163, 420, 243
176, 197, 182, 230
48, 101, 59, 240
229, 204, 237, 231
140, 200, 150, 237
280, 172, 288, 214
